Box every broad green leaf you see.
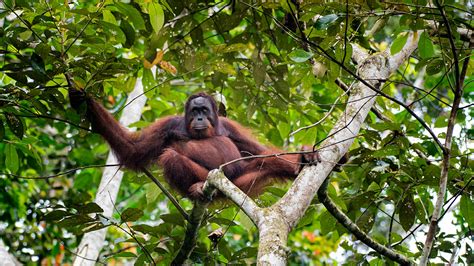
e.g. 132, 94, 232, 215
113, 252, 136, 258
120, 208, 143, 222
131, 224, 158, 235
5, 144, 19, 172
103, 9, 117, 25
414, 198, 429, 224
77, 202, 104, 214
160, 213, 185, 227
43, 210, 69, 221
5, 113, 24, 139
58, 215, 94, 227
426, 58, 444, 75
356, 207, 376, 233
460, 195, 474, 227
114, 2, 145, 30
418, 31, 434, 59
145, 182, 161, 203
289, 49, 313, 63
120, 20, 136, 48
391, 33, 408, 55
208, 217, 237, 226
148, 3, 164, 34
399, 193, 416, 231
367, 182, 381, 192
230, 246, 258, 262
373, 145, 399, 158
213, 61, 236, 75
314, 14, 338, 30
218, 240, 232, 260
296, 206, 316, 229
253, 59, 265, 87
319, 210, 336, 234
35, 43, 50, 59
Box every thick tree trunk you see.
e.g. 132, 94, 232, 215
73, 78, 147, 266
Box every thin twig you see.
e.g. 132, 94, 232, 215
141, 168, 189, 222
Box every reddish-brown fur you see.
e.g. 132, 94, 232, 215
75, 92, 304, 199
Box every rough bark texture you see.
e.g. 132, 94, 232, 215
256, 207, 289, 265
73, 78, 147, 266
0, 240, 21, 266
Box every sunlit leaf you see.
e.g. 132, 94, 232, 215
460, 195, 474, 227
5, 144, 19, 172
148, 2, 164, 34
314, 14, 338, 30
114, 2, 145, 30
418, 31, 434, 59
289, 49, 313, 63
391, 33, 408, 55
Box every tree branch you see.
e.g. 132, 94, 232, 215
317, 178, 413, 265
277, 32, 420, 228
419, 33, 469, 265
204, 169, 263, 224
141, 168, 189, 222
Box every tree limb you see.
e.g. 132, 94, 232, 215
205, 169, 263, 224
419, 19, 470, 263
317, 179, 413, 265
171, 197, 213, 264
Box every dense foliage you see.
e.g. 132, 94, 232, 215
0, 0, 472, 264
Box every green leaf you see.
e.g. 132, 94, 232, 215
113, 252, 136, 258
160, 213, 185, 227
208, 217, 237, 226
356, 207, 376, 233
103, 9, 117, 25
418, 31, 434, 59
314, 14, 338, 30
367, 182, 381, 192
289, 49, 313, 63
35, 43, 51, 60
77, 202, 104, 214
5, 113, 24, 139
120, 208, 143, 222
120, 20, 136, 48
391, 33, 408, 55
373, 145, 399, 158
114, 2, 145, 30
218, 240, 232, 260
148, 3, 164, 34
230, 246, 258, 261
58, 215, 94, 227
44, 210, 69, 222
295, 206, 316, 229
319, 210, 336, 234
5, 144, 19, 172
399, 193, 416, 231
460, 195, 474, 227
132, 224, 159, 236
31, 53, 46, 75
426, 58, 444, 75
253, 58, 265, 87
414, 198, 429, 224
